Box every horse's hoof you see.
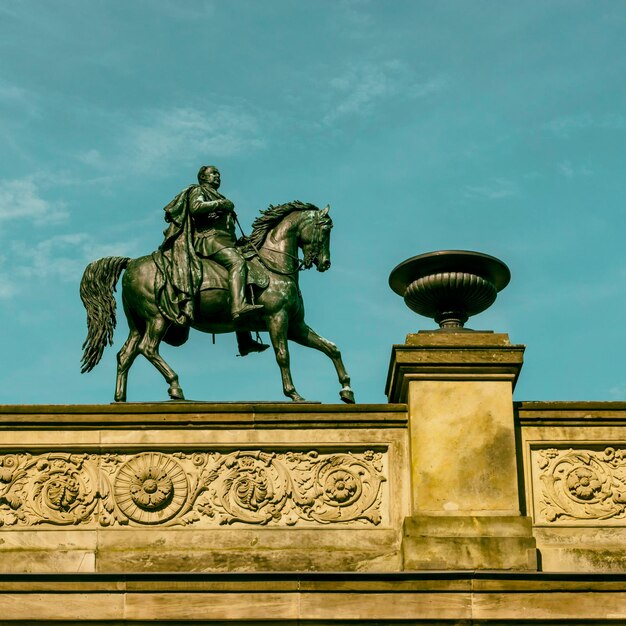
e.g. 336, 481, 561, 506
114, 393, 126, 402
290, 394, 306, 402
168, 386, 185, 400
340, 389, 355, 404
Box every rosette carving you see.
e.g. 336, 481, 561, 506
535, 447, 626, 523
307, 452, 384, 524
113, 453, 188, 524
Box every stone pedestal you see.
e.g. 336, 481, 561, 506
386, 331, 537, 570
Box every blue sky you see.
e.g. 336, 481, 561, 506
1, 0, 626, 404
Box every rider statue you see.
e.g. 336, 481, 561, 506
189, 165, 264, 320
157, 165, 268, 356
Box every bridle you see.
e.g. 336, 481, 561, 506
302, 209, 332, 269
244, 209, 332, 277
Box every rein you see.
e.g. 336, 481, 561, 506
260, 246, 304, 275
234, 214, 295, 275
236, 210, 327, 277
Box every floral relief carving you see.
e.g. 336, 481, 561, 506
0, 453, 99, 527
534, 447, 626, 523
113, 453, 188, 524
0, 449, 386, 528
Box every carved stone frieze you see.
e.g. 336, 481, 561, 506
0, 449, 386, 528
533, 447, 626, 523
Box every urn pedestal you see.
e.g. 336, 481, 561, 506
387, 251, 536, 571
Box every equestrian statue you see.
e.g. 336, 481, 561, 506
79, 165, 355, 404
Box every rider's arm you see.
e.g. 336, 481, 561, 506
189, 187, 234, 216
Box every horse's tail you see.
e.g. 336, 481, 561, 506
80, 256, 130, 373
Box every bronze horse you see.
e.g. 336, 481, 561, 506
80, 201, 355, 404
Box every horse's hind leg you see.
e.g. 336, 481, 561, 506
115, 329, 141, 402
288, 322, 355, 404
138, 316, 185, 400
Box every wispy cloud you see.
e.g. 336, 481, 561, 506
508, 260, 626, 317
544, 113, 626, 138
331, 0, 374, 36
0, 77, 42, 116
22, 161, 119, 190
77, 149, 105, 168
557, 160, 593, 179
464, 178, 518, 200
0, 232, 131, 299
0, 251, 16, 299
0, 281, 15, 299
121, 105, 266, 173
0, 178, 68, 224
323, 60, 446, 124
9, 233, 139, 285
0, 81, 28, 104
608, 383, 626, 400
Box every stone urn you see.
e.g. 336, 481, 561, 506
389, 250, 510, 329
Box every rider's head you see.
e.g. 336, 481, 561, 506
198, 165, 220, 188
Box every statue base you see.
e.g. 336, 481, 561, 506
2, 399, 626, 621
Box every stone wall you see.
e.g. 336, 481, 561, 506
3, 400, 626, 622
518, 401, 626, 573
0, 402, 408, 574
3, 400, 626, 576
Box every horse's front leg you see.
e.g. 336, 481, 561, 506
266, 312, 304, 402
288, 321, 355, 404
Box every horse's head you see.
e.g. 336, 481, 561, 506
300, 205, 333, 272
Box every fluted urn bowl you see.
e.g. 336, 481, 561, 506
389, 250, 510, 329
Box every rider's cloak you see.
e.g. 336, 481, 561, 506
153, 186, 202, 326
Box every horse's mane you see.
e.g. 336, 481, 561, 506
247, 200, 318, 249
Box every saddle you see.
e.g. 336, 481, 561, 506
199, 251, 270, 292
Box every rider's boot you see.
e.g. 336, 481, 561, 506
230, 259, 263, 319
234, 303, 264, 319
236, 331, 270, 357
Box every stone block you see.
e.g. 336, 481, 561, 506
124, 591, 299, 622
402, 515, 537, 570
0, 530, 97, 573
95, 528, 401, 573
408, 380, 521, 515
386, 331, 525, 403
